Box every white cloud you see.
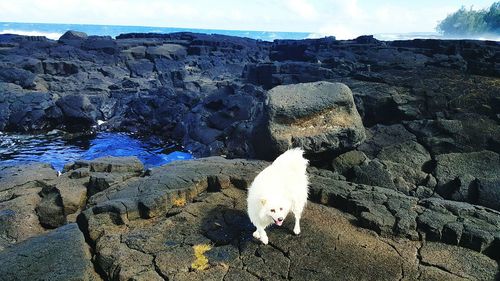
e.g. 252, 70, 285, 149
285, 0, 318, 20
308, 25, 357, 40
0, 0, 490, 37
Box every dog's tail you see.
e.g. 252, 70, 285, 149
272, 147, 309, 173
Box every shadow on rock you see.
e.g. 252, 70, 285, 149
201, 204, 254, 250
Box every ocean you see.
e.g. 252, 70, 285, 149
0, 22, 311, 41
2, 22, 499, 42
0, 21, 472, 42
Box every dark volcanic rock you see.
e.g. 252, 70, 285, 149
357, 124, 417, 159
0, 163, 57, 247
1, 31, 500, 279
0, 223, 101, 281
59, 30, 88, 41
405, 117, 500, 155
435, 150, 500, 209
0, 156, 146, 251
1, 32, 499, 161
476, 179, 500, 211
56, 94, 99, 131
1, 157, 499, 280
0, 67, 36, 89
331, 150, 368, 175
352, 159, 396, 189
377, 140, 431, 171
0, 89, 62, 132
75, 157, 500, 280
257, 81, 365, 159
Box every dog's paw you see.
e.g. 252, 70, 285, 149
253, 231, 261, 239
261, 236, 269, 245
293, 226, 301, 235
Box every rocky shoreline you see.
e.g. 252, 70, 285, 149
0, 156, 499, 280
0, 31, 499, 280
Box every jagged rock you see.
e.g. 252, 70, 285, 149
435, 150, 500, 207
244, 62, 336, 89
84, 157, 267, 222
417, 198, 500, 256
42, 60, 79, 76
383, 160, 429, 192
476, 178, 500, 211
357, 124, 417, 158
81, 35, 117, 54
146, 44, 187, 60
76, 157, 499, 280
121, 45, 147, 59
56, 94, 99, 131
349, 156, 429, 194
36, 185, 66, 228
1, 33, 499, 160
53, 177, 88, 220
331, 150, 368, 175
0, 223, 102, 281
346, 79, 421, 126
1, 157, 499, 279
0, 163, 57, 245
0, 91, 62, 132
405, 117, 500, 155
0, 67, 36, 89
127, 59, 155, 78
377, 140, 431, 171
59, 30, 88, 41
87, 156, 144, 173
419, 241, 498, 280
352, 159, 396, 189
259, 81, 365, 159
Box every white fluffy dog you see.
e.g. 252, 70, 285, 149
247, 148, 309, 244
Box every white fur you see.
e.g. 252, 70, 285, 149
247, 148, 309, 244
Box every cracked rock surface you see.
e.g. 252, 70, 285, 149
2, 157, 497, 280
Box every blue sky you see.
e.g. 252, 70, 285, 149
0, 0, 495, 38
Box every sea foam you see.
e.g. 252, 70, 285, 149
0, 29, 62, 40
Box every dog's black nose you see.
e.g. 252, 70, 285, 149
278, 217, 283, 222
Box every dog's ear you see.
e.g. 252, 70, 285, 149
260, 198, 267, 206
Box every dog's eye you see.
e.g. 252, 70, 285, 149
280, 207, 283, 211
270, 209, 275, 213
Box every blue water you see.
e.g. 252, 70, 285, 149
0, 22, 310, 41
1, 22, 499, 42
0, 132, 192, 171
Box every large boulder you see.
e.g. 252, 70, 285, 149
257, 81, 365, 159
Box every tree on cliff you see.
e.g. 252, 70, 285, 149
436, 1, 499, 36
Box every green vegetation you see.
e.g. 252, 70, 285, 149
437, 1, 499, 36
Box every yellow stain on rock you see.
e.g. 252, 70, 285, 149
173, 197, 186, 207
191, 244, 212, 271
